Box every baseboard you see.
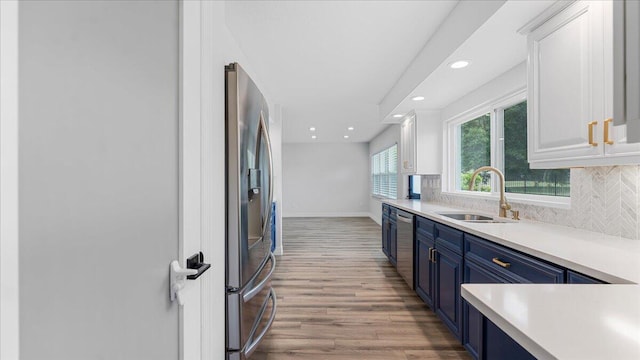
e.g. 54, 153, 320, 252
283, 212, 371, 218
370, 214, 382, 226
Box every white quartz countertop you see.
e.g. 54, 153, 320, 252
461, 284, 640, 360
383, 199, 640, 284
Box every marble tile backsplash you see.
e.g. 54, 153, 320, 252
421, 166, 640, 240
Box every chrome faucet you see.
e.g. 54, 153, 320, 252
468, 166, 511, 218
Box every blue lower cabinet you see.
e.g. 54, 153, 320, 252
389, 220, 397, 266
415, 233, 435, 309
567, 270, 606, 284
382, 214, 390, 257
435, 244, 463, 340
484, 318, 535, 360
463, 259, 512, 358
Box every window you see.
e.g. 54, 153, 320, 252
372, 144, 397, 199
446, 91, 570, 203
501, 101, 570, 197
457, 113, 491, 192
408, 175, 421, 199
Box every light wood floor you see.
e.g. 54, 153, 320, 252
252, 217, 471, 360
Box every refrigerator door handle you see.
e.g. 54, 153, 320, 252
244, 288, 277, 358
258, 111, 274, 240
243, 252, 276, 302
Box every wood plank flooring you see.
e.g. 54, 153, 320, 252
252, 217, 470, 360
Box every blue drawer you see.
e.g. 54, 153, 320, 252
416, 216, 436, 239
465, 234, 564, 284
435, 223, 464, 255
382, 203, 390, 216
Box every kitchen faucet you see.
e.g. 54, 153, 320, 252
468, 166, 511, 218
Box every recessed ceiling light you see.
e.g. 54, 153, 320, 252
347, 126, 354, 131
343, 135, 349, 139
311, 135, 317, 139
393, 114, 403, 118
309, 127, 316, 131
449, 60, 470, 69
412, 96, 425, 101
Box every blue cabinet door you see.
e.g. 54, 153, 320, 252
435, 244, 463, 340
415, 233, 435, 309
463, 259, 512, 359
382, 215, 390, 257
484, 319, 535, 360
389, 221, 397, 266
567, 270, 606, 284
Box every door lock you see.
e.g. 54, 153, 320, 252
169, 260, 197, 306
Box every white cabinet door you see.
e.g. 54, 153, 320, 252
528, 1, 604, 167
400, 115, 416, 174
620, 0, 640, 142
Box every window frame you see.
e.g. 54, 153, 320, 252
443, 88, 570, 208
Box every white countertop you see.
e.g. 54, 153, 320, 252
384, 199, 640, 284
461, 284, 640, 360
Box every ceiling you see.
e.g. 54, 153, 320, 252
386, 0, 556, 120
225, 1, 555, 143
225, 0, 457, 143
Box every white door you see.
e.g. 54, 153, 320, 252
12, 1, 202, 359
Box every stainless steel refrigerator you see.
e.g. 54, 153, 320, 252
226, 63, 277, 360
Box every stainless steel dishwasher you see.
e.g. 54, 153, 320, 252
396, 210, 414, 289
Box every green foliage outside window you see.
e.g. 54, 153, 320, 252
503, 101, 569, 197
457, 101, 569, 197
460, 114, 491, 192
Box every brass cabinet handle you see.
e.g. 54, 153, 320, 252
492, 257, 511, 268
588, 121, 598, 146
604, 118, 614, 145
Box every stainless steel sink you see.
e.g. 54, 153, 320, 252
440, 213, 493, 221
438, 213, 513, 223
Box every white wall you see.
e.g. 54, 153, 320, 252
441, 61, 526, 121
282, 143, 370, 217
368, 124, 402, 225
0, 2, 19, 358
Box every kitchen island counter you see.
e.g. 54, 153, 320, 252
461, 283, 640, 360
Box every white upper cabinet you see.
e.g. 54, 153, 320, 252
400, 114, 416, 173
614, 0, 640, 142
527, 0, 640, 168
400, 111, 441, 175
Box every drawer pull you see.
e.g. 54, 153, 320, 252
492, 257, 511, 268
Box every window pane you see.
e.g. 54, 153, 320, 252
370, 144, 397, 199
459, 113, 491, 191
410, 175, 421, 195
503, 101, 570, 197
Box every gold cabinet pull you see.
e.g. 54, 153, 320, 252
588, 121, 598, 146
604, 118, 614, 145
492, 257, 511, 268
